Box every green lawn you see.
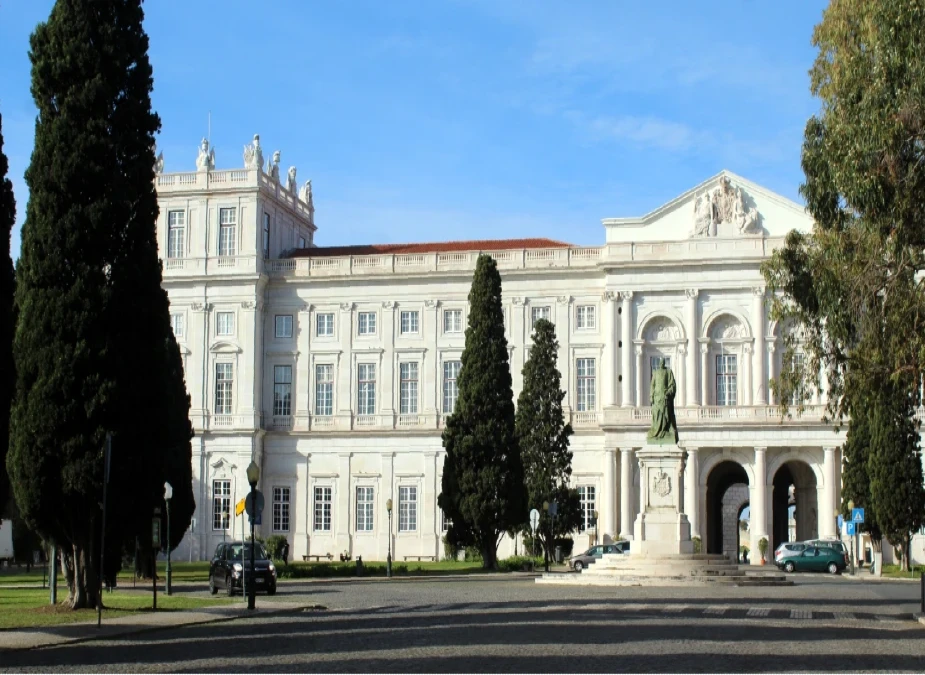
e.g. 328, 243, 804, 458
0, 587, 232, 630
0, 561, 213, 586
879, 564, 925, 579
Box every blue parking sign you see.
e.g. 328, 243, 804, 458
852, 508, 865, 523
845, 522, 857, 536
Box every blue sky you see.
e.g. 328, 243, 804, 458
1, 0, 828, 257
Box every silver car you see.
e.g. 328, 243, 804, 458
567, 541, 630, 572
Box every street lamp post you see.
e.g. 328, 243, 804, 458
593, 510, 599, 546
246, 461, 260, 611
386, 499, 393, 579
542, 501, 550, 572
164, 482, 173, 596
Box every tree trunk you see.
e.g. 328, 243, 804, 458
481, 538, 498, 570
63, 538, 99, 610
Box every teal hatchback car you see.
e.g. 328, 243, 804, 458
776, 545, 846, 575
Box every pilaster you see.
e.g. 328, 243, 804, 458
381, 301, 396, 416
620, 447, 635, 539
337, 303, 354, 417
685, 289, 700, 406
620, 292, 634, 407
602, 291, 618, 408
295, 304, 312, 431
752, 287, 767, 404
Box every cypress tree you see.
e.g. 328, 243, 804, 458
515, 318, 580, 570
840, 389, 883, 564
439, 254, 526, 569
868, 380, 925, 572
0, 113, 15, 514
9, 0, 193, 609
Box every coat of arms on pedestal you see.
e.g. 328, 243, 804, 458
654, 470, 671, 497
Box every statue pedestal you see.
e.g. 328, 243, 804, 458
632, 445, 692, 556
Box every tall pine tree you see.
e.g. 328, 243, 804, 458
0, 113, 15, 515
868, 380, 925, 572
9, 0, 193, 609
439, 254, 526, 569
515, 318, 579, 570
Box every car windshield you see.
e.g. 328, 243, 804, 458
228, 543, 268, 561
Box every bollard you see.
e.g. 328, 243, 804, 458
356, 556, 363, 577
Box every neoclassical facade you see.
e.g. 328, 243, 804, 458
155, 136, 867, 565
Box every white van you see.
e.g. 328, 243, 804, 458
0, 519, 13, 562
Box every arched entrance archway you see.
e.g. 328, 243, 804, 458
706, 460, 749, 558
772, 460, 818, 549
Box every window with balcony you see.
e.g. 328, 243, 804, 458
275, 315, 293, 339
443, 360, 461, 413
167, 210, 185, 259
357, 363, 376, 415
315, 364, 333, 416
716, 354, 738, 406
273, 365, 292, 416
400, 362, 419, 415
214, 363, 233, 414
218, 208, 236, 256
576, 358, 596, 411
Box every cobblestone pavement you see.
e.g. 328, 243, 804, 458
2, 575, 923, 673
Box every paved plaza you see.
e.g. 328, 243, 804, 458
1, 575, 923, 673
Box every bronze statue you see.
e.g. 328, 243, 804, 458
647, 358, 678, 444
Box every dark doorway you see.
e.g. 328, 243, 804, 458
706, 460, 749, 557
771, 460, 818, 549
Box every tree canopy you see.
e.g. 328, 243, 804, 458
9, 0, 193, 609
0, 113, 15, 515
439, 254, 527, 569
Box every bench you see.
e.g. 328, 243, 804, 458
403, 555, 436, 562
302, 553, 333, 562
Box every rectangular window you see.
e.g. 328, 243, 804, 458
167, 210, 185, 259
399, 486, 417, 532
443, 360, 461, 413
578, 486, 596, 532
272, 486, 290, 532
214, 363, 233, 414
399, 362, 419, 415
262, 212, 271, 259
576, 358, 596, 412
216, 311, 234, 336
443, 309, 463, 333
356, 486, 374, 532
170, 313, 184, 338
316, 313, 334, 337
275, 315, 293, 338
218, 208, 237, 256
716, 354, 738, 406
789, 352, 806, 405
576, 305, 596, 330
313, 486, 332, 531
357, 363, 376, 415
531, 305, 551, 328
441, 511, 452, 532
315, 364, 334, 416
358, 311, 377, 336
212, 479, 231, 530
273, 365, 292, 416
400, 310, 419, 335
299, 236, 306, 248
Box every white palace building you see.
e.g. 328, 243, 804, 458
154, 135, 921, 566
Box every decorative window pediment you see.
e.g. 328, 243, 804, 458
210, 340, 243, 354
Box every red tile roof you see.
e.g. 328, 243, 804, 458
288, 238, 571, 258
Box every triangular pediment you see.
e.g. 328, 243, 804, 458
602, 170, 814, 244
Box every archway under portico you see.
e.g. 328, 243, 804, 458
771, 460, 818, 549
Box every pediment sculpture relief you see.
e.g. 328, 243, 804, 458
645, 318, 681, 342
711, 317, 747, 340
691, 176, 761, 237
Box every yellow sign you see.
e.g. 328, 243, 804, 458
235, 498, 246, 516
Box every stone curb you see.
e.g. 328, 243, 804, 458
0, 602, 321, 654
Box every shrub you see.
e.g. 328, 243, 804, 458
464, 546, 482, 562
498, 555, 542, 572
265, 535, 289, 561
692, 536, 702, 554
442, 535, 460, 561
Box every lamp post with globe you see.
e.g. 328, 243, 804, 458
246, 461, 260, 610
164, 482, 173, 595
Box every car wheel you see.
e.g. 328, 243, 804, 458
784, 562, 795, 573
828, 562, 839, 575
574, 561, 584, 572
267, 585, 277, 596
225, 575, 235, 596
209, 574, 218, 596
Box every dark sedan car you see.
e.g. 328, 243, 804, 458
776, 545, 846, 575
209, 541, 278, 596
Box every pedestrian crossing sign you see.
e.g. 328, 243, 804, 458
852, 508, 865, 523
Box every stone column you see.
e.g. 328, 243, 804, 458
752, 288, 767, 404
749, 447, 768, 565
686, 289, 699, 406
602, 292, 617, 408
767, 341, 777, 406
743, 344, 753, 406
684, 446, 700, 539
821, 446, 837, 538
603, 449, 617, 539
635, 343, 645, 407
700, 342, 710, 406
620, 292, 634, 407
677, 344, 688, 407
620, 448, 635, 539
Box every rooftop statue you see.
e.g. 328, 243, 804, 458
196, 138, 215, 171
267, 150, 281, 181
153, 146, 164, 175
243, 134, 264, 170
299, 179, 313, 206
647, 358, 679, 445
287, 166, 298, 194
